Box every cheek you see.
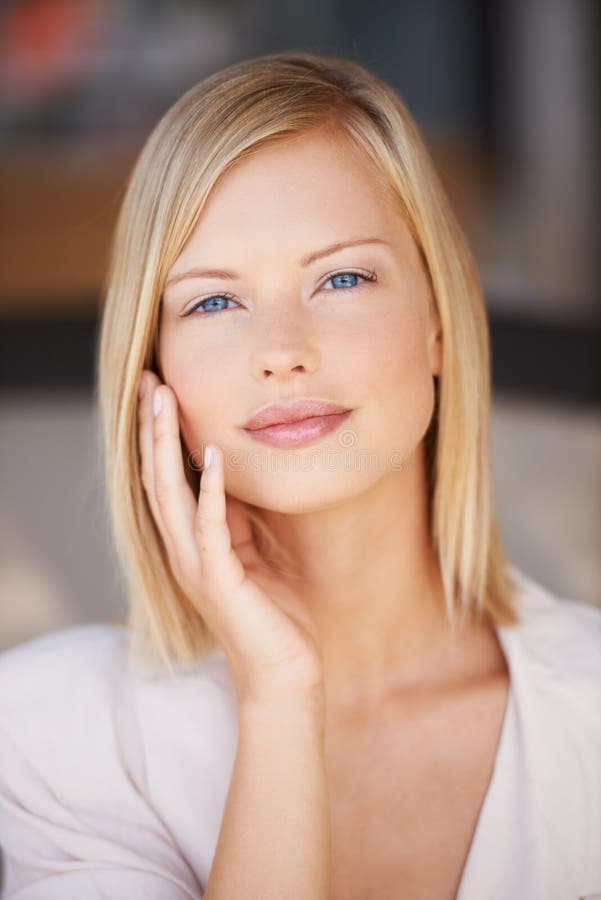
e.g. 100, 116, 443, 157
358, 308, 435, 448
158, 328, 232, 450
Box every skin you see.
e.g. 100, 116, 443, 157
152, 124, 497, 714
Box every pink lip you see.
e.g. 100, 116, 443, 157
243, 399, 352, 430
242, 409, 353, 448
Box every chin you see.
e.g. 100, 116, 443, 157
226, 465, 382, 514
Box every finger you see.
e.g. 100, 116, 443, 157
138, 370, 168, 538
195, 444, 246, 595
224, 495, 261, 568
151, 382, 200, 580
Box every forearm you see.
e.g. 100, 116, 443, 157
204, 690, 330, 900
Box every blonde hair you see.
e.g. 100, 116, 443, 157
97, 50, 520, 678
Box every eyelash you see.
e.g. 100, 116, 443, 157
182, 268, 378, 318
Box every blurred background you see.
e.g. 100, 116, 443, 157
1, 0, 600, 654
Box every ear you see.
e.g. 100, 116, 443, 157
427, 300, 442, 378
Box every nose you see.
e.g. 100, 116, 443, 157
249, 314, 320, 381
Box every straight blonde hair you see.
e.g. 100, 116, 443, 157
97, 50, 520, 678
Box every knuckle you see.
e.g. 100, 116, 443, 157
194, 510, 216, 552
195, 501, 216, 530
152, 421, 166, 444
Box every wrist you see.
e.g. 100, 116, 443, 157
240, 685, 326, 733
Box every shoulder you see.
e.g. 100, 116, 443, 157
498, 567, 601, 888
0, 621, 238, 810
503, 564, 601, 741
0, 624, 232, 896
0, 623, 130, 745
0, 621, 235, 768
0, 619, 238, 792
0, 620, 233, 710
0, 622, 138, 824
0, 621, 128, 689
506, 563, 601, 675
0, 622, 129, 715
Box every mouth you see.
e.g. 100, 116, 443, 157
242, 409, 353, 448
243, 399, 352, 430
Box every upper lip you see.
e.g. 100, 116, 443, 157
243, 398, 352, 430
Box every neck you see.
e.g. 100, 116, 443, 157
255, 445, 464, 709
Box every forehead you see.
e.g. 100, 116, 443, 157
168, 126, 414, 271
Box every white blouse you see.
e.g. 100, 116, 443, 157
0, 564, 600, 900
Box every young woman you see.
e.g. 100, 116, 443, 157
1, 52, 599, 900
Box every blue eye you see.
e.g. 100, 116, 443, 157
184, 293, 240, 317
323, 270, 376, 291
183, 268, 377, 317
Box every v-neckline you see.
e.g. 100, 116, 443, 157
454, 615, 518, 898
209, 591, 523, 900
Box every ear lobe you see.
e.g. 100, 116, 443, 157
425, 291, 442, 376
429, 327, 442, 377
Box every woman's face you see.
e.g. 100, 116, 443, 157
158, 126, 441, 512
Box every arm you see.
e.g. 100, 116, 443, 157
140, 379, 333, 897
204, 690, 330, 900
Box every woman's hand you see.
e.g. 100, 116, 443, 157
137, 369, 324, 706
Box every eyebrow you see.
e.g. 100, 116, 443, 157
164, 237, 390, 288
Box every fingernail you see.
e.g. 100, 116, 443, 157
204, 444, 212, 468
138, 377, 146, 399
153, 388, 163, 417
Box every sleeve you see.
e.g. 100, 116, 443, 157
0, 626, 204, 900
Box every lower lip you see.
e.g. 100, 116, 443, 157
243, 410, 353, 448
